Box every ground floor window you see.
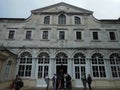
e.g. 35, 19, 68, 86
91, 53, 106, 78
38, 65, 49, 78
110, 53, 120, 78
75, 66, 85, 79
18, 52, 32, 77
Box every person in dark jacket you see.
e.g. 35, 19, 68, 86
14, 75, 23, 90
66, 74, 72, 90
87, 74, 92, 90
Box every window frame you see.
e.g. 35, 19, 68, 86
25, 31, 32, 40
75, 16, 81, 25
8, 30, 15, 39
44, 16, 50, 24
42, 31, 49, 40
59, 31, 65, 40
109, 32, 116, 40
58, 14, 66, 24
92, 32, 99, 40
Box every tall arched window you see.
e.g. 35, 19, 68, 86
75, 16, 81, 24
91, 53, 106, 78
37, 52, 50, 78
44, 16, 50, 24
58, 14, 66, 24
74, 53, 86, 79
109, 53, 120, 78
18, 52, 32, 77
4, 60, 12, 80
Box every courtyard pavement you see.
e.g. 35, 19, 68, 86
2, 87, 120, 90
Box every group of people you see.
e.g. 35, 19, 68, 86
81, 74, 92, 90
45, 73, 72, 90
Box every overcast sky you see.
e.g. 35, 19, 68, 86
0, 0, 120, 19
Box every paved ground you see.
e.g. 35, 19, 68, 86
2, 87, 120, 90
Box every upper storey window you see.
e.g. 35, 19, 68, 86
109, 32, 116, 40
25, 31, 32, 40
75, 16, 81, 24
58, 14, 66, 24
93, 32, 99, 40
8, 30, 15, 39
44, 16, 50, 24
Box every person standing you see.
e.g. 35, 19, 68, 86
81, 74, 87, 89
44, 75, 50, 90
14, 75, 23, 90
87, 74, 92, 90
66, 74, 72, 90
52, 74, 57, 90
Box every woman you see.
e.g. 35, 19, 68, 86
87, 74, 92, 90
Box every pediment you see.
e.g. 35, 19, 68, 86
32, 2, 93, 15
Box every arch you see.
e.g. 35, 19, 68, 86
91, 53, 106, 78
74, 16, 81, 24
73, 52, 86, 64
91, 53, 103, 59
44, 16, 50, 24
55, 52, 68, 64
58, 14, 66, 24
37, 52, 50, 64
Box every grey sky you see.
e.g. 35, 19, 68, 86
0, 0, 120, 19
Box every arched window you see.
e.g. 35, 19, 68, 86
109, 53, 120, 78
38, 52, 50, 64
37, 52, 50, 78
44, 16, 50, 24
18, 52, 32, 77
58, 14, 66, 24
74, 53, 85, 64
91, 53, 106, 78
4, 61, 12, 79
73, 53, 86, 79
56, 52, 68, 64
75, 16, 81, 24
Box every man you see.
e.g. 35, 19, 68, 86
81, 74, 87, 89
14, 75, 23, 90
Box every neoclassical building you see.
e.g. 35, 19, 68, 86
0, 2, 120, 89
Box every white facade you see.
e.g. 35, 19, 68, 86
0, 2, 120, 88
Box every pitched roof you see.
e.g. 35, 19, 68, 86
31, 2, 93, 14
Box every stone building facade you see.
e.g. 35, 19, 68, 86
0, 2, 120, 89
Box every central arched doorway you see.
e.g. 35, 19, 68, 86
55, 52, 68, 75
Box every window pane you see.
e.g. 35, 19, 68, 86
59, 31, 65, 40
75, 16, 81, 24
93, 32, 98, 40
76, 32, 81, 40
25, 65, 32, 76
75, 66, 80, 79
92, 66, 99, 77
109, 32, 116, 40
44, 66, 49, 78
44, 16, 50, 24
18, 65, 25, 77
111, 66, 118, 77
58, 14, 66, 24
8, 31, 15, 39
99, 66, 106, 77
38, 66, 43, 78
43, 31, 48, 39
26, 31, 31, 39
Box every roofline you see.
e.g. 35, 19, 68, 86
31, 2, 93, 14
